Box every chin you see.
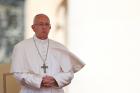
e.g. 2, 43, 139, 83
41, 36, 48, 39
37, 36, 47, 40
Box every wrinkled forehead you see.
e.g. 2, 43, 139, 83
33, 14, 50, 24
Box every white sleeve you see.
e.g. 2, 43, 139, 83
10, 45, 42, 89
52, 53, 74, 88
13, 73, 42, 88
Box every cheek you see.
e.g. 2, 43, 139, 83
34, 28, 41, 33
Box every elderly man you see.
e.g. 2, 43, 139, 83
11, 14, 85, 93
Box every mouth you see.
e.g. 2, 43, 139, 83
41, 31, 47, 33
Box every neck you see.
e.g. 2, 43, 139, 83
36, 36, 48, 40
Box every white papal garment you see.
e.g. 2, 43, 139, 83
11, 35, 85, 93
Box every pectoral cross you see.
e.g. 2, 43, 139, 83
41, 63, 48, 73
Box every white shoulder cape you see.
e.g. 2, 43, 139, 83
49, 40, 85, 73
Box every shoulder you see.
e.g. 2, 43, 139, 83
14, 38, 33, 49
49, 39, 68, 50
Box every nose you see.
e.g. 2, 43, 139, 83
41, 25, 47, 30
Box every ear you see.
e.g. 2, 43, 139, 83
31, 25, 34, 29
31, 25, 35, 32
49, 25, 51, 29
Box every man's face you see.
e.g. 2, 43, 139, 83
32, 15, 51, 40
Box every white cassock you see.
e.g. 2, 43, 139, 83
11, 35, 85, 93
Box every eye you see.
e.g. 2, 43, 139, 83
45, 23, 50, 26
35, 23, 50, 26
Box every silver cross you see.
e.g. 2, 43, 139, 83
41, 63, 48, 73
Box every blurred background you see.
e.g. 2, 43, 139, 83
0, 0, 140, 93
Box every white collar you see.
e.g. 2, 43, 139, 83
33, 35, 49, 45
